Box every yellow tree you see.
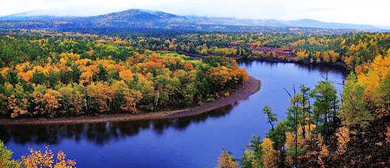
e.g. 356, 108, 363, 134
262, 137, 277, 168
58, 84, 85, 115
1, 67, 10, 78
86, 82, 114, 112
80, 71, 93, 85
21, 148, 76, 168
43, 89, 62, 116
119, 70, 133, 81
328, 50, 340, 63
6, 84, 29, 118
216, 150, 239, 168
296, 50, 308, 60
17, 70, 34, 83
112, 80, 142, 113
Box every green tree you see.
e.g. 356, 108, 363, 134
242, 136, 265, 168
263, 105, 277, 130
97, 64, 108, 81
311, 81, 339, 137
299, 85, 312, 138
266, 121, 288, 167
285, 93, 302, 167
0, 141, 17, 168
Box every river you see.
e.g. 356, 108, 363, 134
0, 61, 345, 168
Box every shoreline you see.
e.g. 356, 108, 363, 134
0, 76, 261, 125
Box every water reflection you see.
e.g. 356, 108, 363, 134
238, 60, 348, 76
0, 105, 234, 146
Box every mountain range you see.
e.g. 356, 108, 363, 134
0, 9, 385, 32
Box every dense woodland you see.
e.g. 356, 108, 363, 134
124, 32, 390, 70
0, 34, 249, 118
1, 29, 390, 167
6, 30, 390, 70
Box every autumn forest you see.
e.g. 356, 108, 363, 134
0, 7, 390, 168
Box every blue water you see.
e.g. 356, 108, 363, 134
0, 61, 345, 168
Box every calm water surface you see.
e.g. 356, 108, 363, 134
0, 61, 345, 168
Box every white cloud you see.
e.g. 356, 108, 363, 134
0, 0, 388, 26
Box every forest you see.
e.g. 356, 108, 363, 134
0, 29, 390, 167
6, 30, 390, 71
124, 32, 390, 71
0, 34, 248, 118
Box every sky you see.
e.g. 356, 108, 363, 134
0, 0, 389, 27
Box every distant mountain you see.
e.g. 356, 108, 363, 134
186, 16, 379, 30
0, 13, 70, 21
0, 9, 183, 22
88, 9, 185, 23
0, 9, 384, 32
80, 9, 189, 28
186, 16, 286, 27
283, 19, 378, 30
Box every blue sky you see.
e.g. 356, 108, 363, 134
0, 0, 389, 27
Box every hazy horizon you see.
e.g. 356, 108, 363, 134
0, 0, 389, 27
